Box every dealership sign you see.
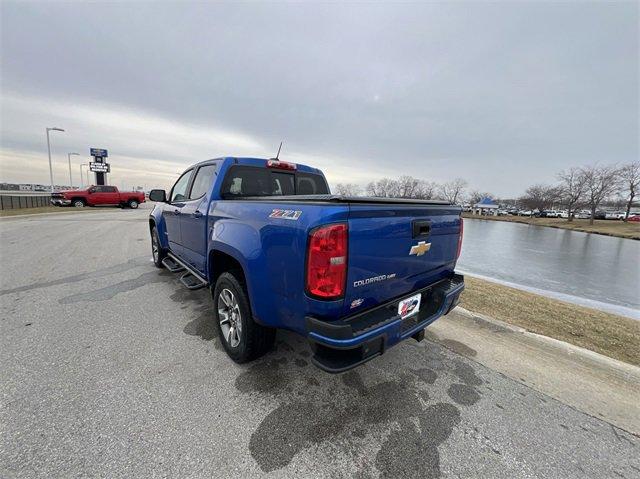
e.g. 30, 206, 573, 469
89, 162, 110, 173
90, 148, 108, 158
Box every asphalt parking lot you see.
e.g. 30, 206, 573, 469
1, 205, 639, 478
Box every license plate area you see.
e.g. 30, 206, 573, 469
398, 293, 421, 319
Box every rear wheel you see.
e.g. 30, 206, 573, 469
151, 226, 166, 268
72, 199, 85, 208
213, 271, 275, 363
128, 199, 139, 209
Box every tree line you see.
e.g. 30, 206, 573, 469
334, 161, 639, 225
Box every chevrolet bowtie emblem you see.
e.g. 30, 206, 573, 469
409, 241, 431, 256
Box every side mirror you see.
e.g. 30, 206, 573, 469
149, 189, 167, 202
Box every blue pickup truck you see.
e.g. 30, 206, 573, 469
148, 157, 464, 372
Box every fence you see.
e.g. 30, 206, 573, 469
0, 194, 53, 210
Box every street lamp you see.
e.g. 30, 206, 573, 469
46, 127, 65, 192
67, 152, 79, 188
80, 163, 88, 188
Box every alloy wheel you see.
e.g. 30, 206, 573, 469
218, 288, 242, 347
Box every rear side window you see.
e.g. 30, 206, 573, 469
105, 186, 117, 193
297, 173, 329, 195
222, 166, 328, 197
189, 164, 216, 199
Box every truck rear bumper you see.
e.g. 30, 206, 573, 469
306, 273, 464, 373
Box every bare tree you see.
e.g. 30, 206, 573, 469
520, 184, 562, 212
438, 178, 468, 204
557, 168, 587, 222
365, 178, 399, 197
415, 180, 437, 200
334, 183, 362, 196
619, 162, 640, 221
396, 176, 422, 198
581, 164, 621, 225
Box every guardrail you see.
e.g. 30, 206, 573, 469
0, 194, 52, 210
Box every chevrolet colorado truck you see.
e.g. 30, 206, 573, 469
51, 185, 145, 208
148, 157, 464, 372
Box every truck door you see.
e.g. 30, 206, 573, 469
87, 186, 108, 205
102, 186, 119, 204
163, 168, 193, 256
180, 163, 217, 274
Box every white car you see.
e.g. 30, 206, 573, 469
605, 211, 624, 220
575, 211, 591, 219
519, 210, 534, 216
558, 211, 569, 219
545, 210, 561, 218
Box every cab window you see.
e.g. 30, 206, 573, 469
170, 170, 193, 202
222, 166, 327, 197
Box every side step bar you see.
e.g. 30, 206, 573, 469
161, 257, 185, 273
179, 272, 207, 290
165, 253, 208, 291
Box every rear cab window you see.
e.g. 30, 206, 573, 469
221, 166, 328, 198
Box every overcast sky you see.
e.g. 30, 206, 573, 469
1, 2, 637, 195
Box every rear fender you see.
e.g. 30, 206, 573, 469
208, 221, 261, 320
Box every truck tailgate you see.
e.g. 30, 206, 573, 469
343, 203, 461, 316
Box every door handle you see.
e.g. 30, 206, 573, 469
173, 209, 181, 215
193, 210, 203, 218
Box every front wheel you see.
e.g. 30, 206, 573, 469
72, 199, 85, 208
213, 272, 275, 363
151, 226, 166, 268
128, 199, 139, 209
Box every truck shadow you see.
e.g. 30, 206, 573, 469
233, 330, 485, 477
164, 273, 486, 477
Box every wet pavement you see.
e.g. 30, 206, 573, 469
1, 206, 638, 478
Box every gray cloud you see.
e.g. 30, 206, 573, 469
1, 2, 638, 195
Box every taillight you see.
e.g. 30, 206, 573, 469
306, 223, 348, 299
456, 217, 464, 260
266, 160, 297, 170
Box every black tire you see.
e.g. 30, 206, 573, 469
72, 199, 85, 208
213, 271, 275, 363
128, 199, 139, 209
151, 226, 166, 268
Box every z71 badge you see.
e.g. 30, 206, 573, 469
269, 209, 302, 220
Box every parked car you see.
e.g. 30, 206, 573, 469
605, 211, 624, 220
574, 211, 590, 219
593, 211, 607, 220
148, 157, 464, 372
544, 210, 561, 218
51, 185, 145, 208
518, 210, 534, 217
628, 214, 640, 222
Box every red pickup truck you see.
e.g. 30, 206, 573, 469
51, 186, 146, 208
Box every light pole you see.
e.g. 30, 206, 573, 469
46, 127, 65, 192
67, 152, 79, 188
80, 164, 88, 188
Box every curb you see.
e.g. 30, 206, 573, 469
454, 306, 640, 377
0, 208, 128, 220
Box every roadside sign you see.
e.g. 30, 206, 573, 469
90, 148, 108, 158
89, 162, 110, 173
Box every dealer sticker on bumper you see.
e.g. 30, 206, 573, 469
398, 293, 421, 319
